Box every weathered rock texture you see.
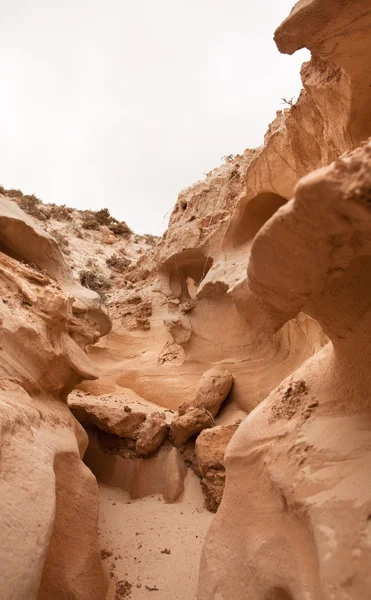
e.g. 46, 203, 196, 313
69, 392, 147, 438
170, 406, 215, 448
198, 140, 371, 599
135, 411, 169, 455
0, 198, 111, 599
2, 0, 371, 597
195, 423, 240, 513
194, 366, 234, 417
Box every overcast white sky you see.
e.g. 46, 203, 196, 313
0, 0, 308, 234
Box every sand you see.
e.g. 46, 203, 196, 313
99, 471, 213, 600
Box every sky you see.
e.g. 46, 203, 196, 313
0, 0, 309, 235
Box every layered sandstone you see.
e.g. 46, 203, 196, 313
0, 197, 111, 599
1, 1, 371, 598
198, 138, 371, 600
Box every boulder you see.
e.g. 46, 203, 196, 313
136, 412, 169, 455
68, 394, 146, 439
195, 423, 240, 512
170, 406, 214, 448
195, 366, 234, 417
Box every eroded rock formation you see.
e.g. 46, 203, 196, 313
2, 0, 371, 598
0, 198, 111, 599
198, 140, 371, 600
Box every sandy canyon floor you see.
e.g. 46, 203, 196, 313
100, 472, 213, 600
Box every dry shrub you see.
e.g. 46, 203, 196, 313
106, 254, 131, 272
80, 270, 112, 299
18, 195, 48, 221
0, 185, 48, 221
95, 208, 112, 225
86, 258, 98, 269
81, 208, 112, 230
48, 203, 73, 221
81, 207, 132, 238
108, 221, 132, 237
81, 214, 98, 230
6, 188, 24, 198
143, 233, 159, 246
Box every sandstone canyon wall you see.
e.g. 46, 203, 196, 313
0, 198, 111, 599
197, 1, 371, 599
1, 0, 371, 598
199, 138, 371, 600
82, 0, 371, 421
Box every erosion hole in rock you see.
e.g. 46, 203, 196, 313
232, 192, 287, 248
182, 255, 213, 299
166, 250, 213, 299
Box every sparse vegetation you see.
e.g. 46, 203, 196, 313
79, 269, 112, 299
106, 255, 131, 272
108, 221, 132, 237
0, 185, 49, 220
86, 258, 98, 269
81, 207, 132, 238
6, 188, 24, 198
48, 203, 74, 221
143, 234, 159, 246
222, 154, 235, 162
18, 195, 48, 221
81, 214, 99, 230
49, 229, 70, 254
281, 96, 295, 107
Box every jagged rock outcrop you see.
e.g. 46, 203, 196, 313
0, 197, 111, 600
198, 140, 371, 600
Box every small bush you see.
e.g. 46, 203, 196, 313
81, 208, 112, 230
6, 188, 24, 198
95, 208, 112, 226
79, 270, 112, 298
108, 221, 132, 237
0, 185, 6, 194
81, 207, 132, 237
48, 203, 73, 221
81, 216, 98, 230
18, 195, 48, 221
143, 233, 158, 246
106, 254, 131, 272
86, 258, 98, 269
